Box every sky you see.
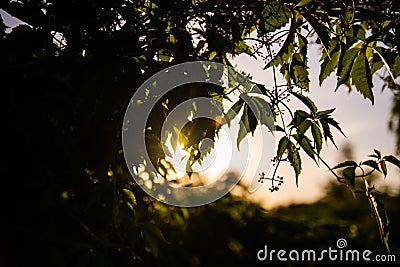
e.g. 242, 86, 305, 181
230, 42, 400, 209
2, 8, 399, 209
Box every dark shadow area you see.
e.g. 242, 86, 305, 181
154, 182, 400, 267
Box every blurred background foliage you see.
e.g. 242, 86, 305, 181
2, 0, 400, 266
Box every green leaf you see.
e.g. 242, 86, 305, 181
260, 1, 292, 33
320, 39, 341, 85
344, 3, 354, 24
236, 98, 259, 149
383, 155, 400, 168
343, 167, 356, 189
380, 161, 388, 178
290, 53, 310, 90
291, 110, 312, 134
225, 98, 244, 126
280, 62, 291, 83
246, 103, 258, 135
296, 119, 312, 135
320, 120, 337, 148
361, 160, 380, 171
122, 188, 137, 207
332, 160, 358, 170
370, 52, 385, 74
291, 109, 310, 125
351, 50, 374, 104
157, 49, 173, 62
317, 108, 345, 148
237, 121, 247, 150
292, 134, 316, 163
337, 47, 361, 89
276, 136, 289, 160
234, 40, 254, 57
246, 96, 261, 120
292, 110, 310, 122
227, 68, 251, 90
296, 0, 313, 7
300, 12, 331, 50
374, 149, 382, 159
275, 125, 285, 132
198, 138, 215, 163
345, 24, 366, 42
265, 17, 297, 69
254, 83, 269, 96
311, 124, 323, 156
297, 32, 308, 55
252, 96, 275, 133
237, 104, 257, 149
209, 50, 217, 60
324, 116, 346, 137
316, 108, 335, 119
291, 92, 317, 114
287, 140, 302, 187
365, 181, 390, 252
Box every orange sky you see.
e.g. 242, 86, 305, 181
229, 43, 400, 209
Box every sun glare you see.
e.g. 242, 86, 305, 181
163, 128, 232, 184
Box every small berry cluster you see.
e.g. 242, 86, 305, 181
258, 172, 284, 192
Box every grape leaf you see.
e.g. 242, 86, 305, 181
300, 12, 331, 50
290, 52, 310, 90
292, 133, 317, 163
296, 0, 313, 7
380, 160, 388, 178
337, 47, 361, 89
264, 16, 297, 69
332, 160, 358, 169
383, 155, 400, 168
360, 159, 380, 171
343, 167, 355, 189
320, 120, 336, 148
287, 140, 302, 187
320, 38, 341, 85
365, 180, 390, 252
351, 50, 374, 104
311, 124, 323, 156
291, 92, 317, 114
225, 98, 244, 126
237, 106, 249, 150
261, 1, 292, 32
237, 104, 257, 149
276, 136, 289, 160
252, 96, 275, 133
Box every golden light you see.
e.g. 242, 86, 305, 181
163, 128, 232, 185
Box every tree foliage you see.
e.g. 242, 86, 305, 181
2, 0, 400, 265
